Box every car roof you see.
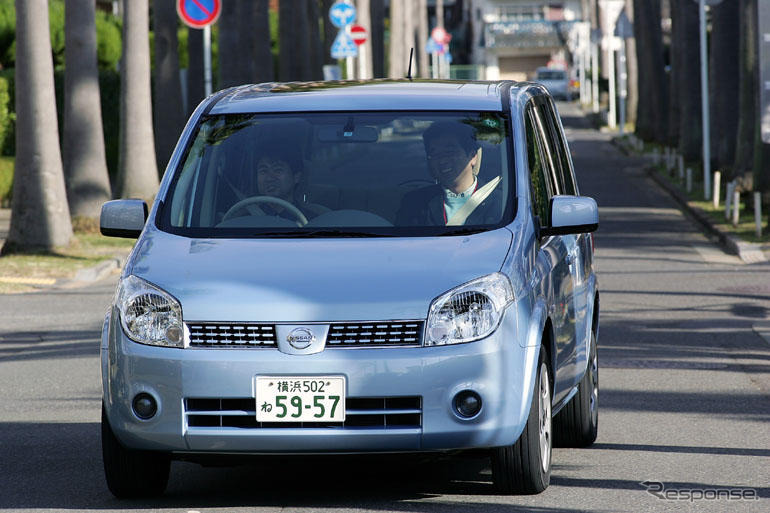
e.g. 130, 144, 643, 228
207, 79, 524, 114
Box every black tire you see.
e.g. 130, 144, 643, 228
491, 349, 552, 494
553, 331, 598, 448
101, 404, 170, 498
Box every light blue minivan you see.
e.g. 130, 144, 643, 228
100, 80, 599, 497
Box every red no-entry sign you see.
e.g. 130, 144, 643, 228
351, 25, 367, 46
177, 0, 221, 29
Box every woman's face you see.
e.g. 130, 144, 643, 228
256, 157, 299, 201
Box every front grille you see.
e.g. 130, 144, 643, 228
327, 322, 423, 347
187, 323, 277, 347
186, 321, 424, 348
185, 396, 422, 429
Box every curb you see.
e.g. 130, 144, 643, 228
53, 254, 127, 289
612, 138, 768, 264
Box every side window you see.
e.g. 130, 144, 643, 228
539, 99, 578, 195
525, 106, 552, 226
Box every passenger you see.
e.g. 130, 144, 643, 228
396, 121, 502, 226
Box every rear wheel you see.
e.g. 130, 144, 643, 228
553, 331, 598, 447
101, 404, 170, 498
491, 349, 552, 494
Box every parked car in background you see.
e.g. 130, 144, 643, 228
534, 67, 576, 101
99, 79, 600, 498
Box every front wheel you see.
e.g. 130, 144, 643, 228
491, 350, 552, 494
553, 331, 599, 447
101, 404, 170, 498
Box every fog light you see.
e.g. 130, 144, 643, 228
453, 390, 482, 418
132, 393, 157, 420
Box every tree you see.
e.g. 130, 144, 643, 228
2, 0, 72, 254
623, 0, 638, 127
116, 0, 158, 200
674, 0, 702, 161
371, 0, 385, 77
709, 0, 740, 175
254, 0, 274, 83
219, 1, 251, 87
633, 0, 667, 143
153, 0, 185, 171
307, 0, 324, 80
417, 0, 429, 78
63, 0, 111, 222
280, 0, 312, 80
356, 0, 373, 79
388, 0, 405, 78
186, 27, 205, 114
733, 0, 757, 186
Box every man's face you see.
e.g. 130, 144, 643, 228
256, 157, 299, 201
426, 135, 475, 188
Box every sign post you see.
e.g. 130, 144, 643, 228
351, 25, 368, 80
329, 1, 358, 79
177, 0, 221, 97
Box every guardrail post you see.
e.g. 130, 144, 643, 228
732, 190, 741, 227
713, 171, 721, 208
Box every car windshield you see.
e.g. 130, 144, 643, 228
536, 70, 566, 80
159, 111, 514, 238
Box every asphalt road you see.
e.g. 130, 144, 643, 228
1, 103, 768, 512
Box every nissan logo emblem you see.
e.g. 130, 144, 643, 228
287, 327, 315, 349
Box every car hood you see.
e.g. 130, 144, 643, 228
128, 228, 513, 322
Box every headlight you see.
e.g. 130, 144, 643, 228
115, 275, 184, 347
426, 273, 514, 346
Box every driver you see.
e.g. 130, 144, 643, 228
254, 147, 317, 222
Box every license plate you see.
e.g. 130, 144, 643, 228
255, 376, 346, 422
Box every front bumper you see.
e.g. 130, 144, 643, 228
101, 306, 540, 455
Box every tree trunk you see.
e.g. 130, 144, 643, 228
219, 1, 249, 88
63, 0, 111, 221
186, 27, 205, 114
153, 0, 186, 172
676, 0, 702, 161
321, 0, 337, 66
388, 0, 405, 78
633, 0, 667, 143
709, 0, 740, 174
371, 0, 385, 77
667, 0, 681, 146
116, 0, 158, 200
356, 0, 373, 79
280, 0, 309, 80
624, 0, 638, 127
733, 0, 757, 184
307, 0, 324, 80
254, 0, 274, 83
3, 0, 72, 253
417, 0, 429, 78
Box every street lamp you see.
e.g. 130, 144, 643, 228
695, 0, 722, 200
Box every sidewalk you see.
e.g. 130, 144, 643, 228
611, 138, 770, 264
0, 207, 130, 291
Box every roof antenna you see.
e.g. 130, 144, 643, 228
407, 48, 414, 81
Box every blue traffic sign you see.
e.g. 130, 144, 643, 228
425, 37, 441, 54
329, 1, 356, 28
177, 0, 220, 29
331, 31, 358, 59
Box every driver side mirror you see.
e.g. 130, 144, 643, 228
100, 199, 148, 238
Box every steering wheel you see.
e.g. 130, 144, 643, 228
222, 196, 308, 226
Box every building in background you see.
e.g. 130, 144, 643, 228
470, 0, 583, 81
